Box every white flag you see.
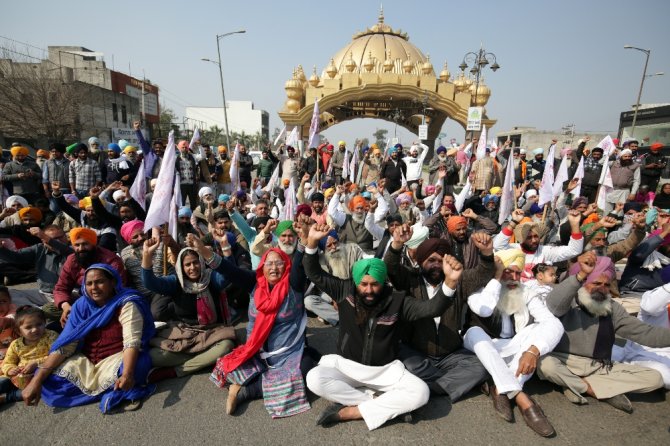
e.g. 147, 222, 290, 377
145, 131, 176, 231
229, 143, 240, 191
342, 148, 350, 179
349, 146, 359, 183
463, 142, 473, 158
455, 178, 472, 212
168, 172, 182, 241
552, 153, 569, 199
498, 147, 516, 225
263, 164, 280, 192
538, 144, 556, 206
273, 126, 287, 147
596, 162, 613, 211
308, 99, 320, 149
432, 177, 444, 215
282, 178, 296, 220
476, 125, 487, 160
189, 128, 201, 150
401, 170, 407, 188
286, 127, 299, 148
129, 159, 146, 210
596, 135, 617, 162
571, 156, 585, 197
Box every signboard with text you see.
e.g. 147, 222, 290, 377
111, 127, 149, 147
467, 107, 483, 131
418, 124, 428, 140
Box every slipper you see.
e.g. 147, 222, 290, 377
123, 399, 143, 412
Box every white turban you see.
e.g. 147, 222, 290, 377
532, 148, 544, 155
621, 149, 632, 157
198, 186, 214, 198
520, 149, 526, 155
525, 189, 538, 199
5, 195, 28, 208
405, 224, 429, 249
112, 190, 126, 202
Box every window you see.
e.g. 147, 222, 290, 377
121, 105, 127, 124
112, 103, 118, 121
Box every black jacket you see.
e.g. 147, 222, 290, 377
303, 251, 452, 366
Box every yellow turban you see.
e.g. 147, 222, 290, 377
18, 207, 43, 223
78, 196, 106, 209
324, 187, 335, 200
69, 227, 98, 246
123, 145, 138, 154
37, 149, 50, 158
495, 248, 525, 270
338, 141, 346, 147
10, 146, 29, 157
218, 145, 227, 153
370, 143, 379, 151
489, 186, 502, 195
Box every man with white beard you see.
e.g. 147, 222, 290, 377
250, 219, 300, 259
537, 252, 670, 413
304, 230, 366, 325
463, 248, 565, 437
328, 185, 385, 254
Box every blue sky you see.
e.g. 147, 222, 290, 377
4, 0, 670, 145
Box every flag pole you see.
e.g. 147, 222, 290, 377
541, 203, 548, 225
162, 223, 168, 276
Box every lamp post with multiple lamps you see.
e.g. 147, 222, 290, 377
458, 46, 499, 139
201, 30, 246, 150
623, 45, 664, 138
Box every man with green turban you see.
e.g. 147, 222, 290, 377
250, 219, 299, 259
302, 223, 464, 430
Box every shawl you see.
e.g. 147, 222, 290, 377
221, 248, 292, 374
175, 248, 227, 325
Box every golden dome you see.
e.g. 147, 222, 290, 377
325, 58, 338, 79
383, 50, 394, 72
344, 52, 357, 73
402, 56, 414, 73
439, 61, 450, 82
469, 79, 491, 106
421, 54, 434, 75
309, 65, 320, 87
296, 65, 307, 84
453, 71, 468, 92
364, 51, 375, 72
284, 69, 302, 90
323, 12, 428, 77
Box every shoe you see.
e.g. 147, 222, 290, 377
601, 394, 633, 413
316, 403, 343, 427
400, 412, 414, 424
123, 399, 143, 411
521, 399, 555, 437
563, 388, 588, 405
489, 385, 514, 423
226, 384, 242, 415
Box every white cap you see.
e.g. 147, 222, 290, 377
304, 182, 312, 189
112, 190, 126, 202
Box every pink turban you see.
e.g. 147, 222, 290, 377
569, 256, 615, 285
425, 185, 436, 195
395, 193, 413, 206
120, 220, 145, 244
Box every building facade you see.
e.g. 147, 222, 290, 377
185, 101, 270, 141
496, 127, 614, 152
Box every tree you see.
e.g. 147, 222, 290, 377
0, 49, 83, 143
202, 125, 225, 146
159, 107, 181, 139
372, 128, 388, 147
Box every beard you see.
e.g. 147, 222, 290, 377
495, 282, 526, 316
620, 159, 633, 166
398, 207, 412, 223
421, 266, 444, 287
313, 205, 323, 214
325, 247, 350, 279
584, 243, 607, 256
355, 288, 383, 309
351, 212, 365, 224
438, 155, 447, 161
75, 249, 97, 268
577, 287, 612, 317
278, 240, 297, 256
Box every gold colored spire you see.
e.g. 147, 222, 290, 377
421, 54, 434, 75
402, 54, 413, 73
439, 61, 450, 82
326, 58, 338, 78
309, 65, 320, 87
345, 51, 357, 72
364, 51, 375, 72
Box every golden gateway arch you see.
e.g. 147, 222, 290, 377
277, 10, 496, 149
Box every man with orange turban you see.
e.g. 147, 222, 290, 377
3, 145, 42, 203
425, 208, 498, 269
328, 185, 382, 254
52, 227, 126, 327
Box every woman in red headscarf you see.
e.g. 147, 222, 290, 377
190, 235, 319, 418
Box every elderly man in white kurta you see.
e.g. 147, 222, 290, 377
463, 248, 564, 438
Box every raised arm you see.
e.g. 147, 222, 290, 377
303, 224, 352, 303
402, 255, 460, 321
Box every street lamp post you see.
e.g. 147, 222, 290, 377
202, 30, 245, 150
624, 45, 650, 138
459, 46, 500, 139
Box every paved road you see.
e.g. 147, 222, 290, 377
1, 314, 669, 446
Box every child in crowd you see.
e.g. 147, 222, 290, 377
0, 286, 17, 367
533, 263, 557, 287
0, 306, 58, 404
